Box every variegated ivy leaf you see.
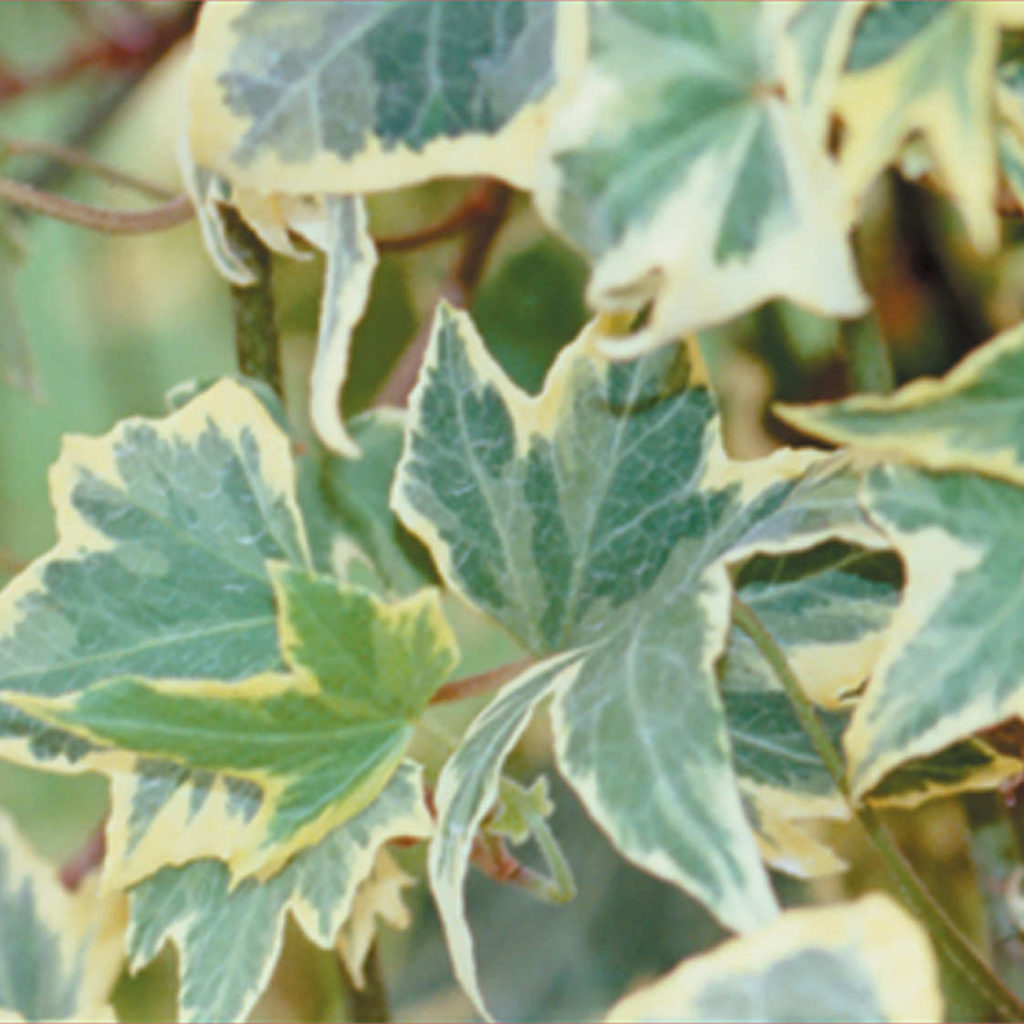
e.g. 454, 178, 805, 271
430, 539, 897, 1015
841, 466, 1024, 798
869, 738, 1021, 809
778, 303, 1024, 488
0, 379, 320, 883
998, 58, 1024, 208
188, 2, 585, 196
395, 305, 885, 949
835, 1, 1024, 254
774, 1, 866, 147
535, 1, 867, 358
776, 337, 1024, 797
604, 893, 942, 1023
6, 562, 456, 882
0, 812, 126, 1023
128, 761, 430, 1024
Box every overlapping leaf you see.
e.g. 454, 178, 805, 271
835, 1, 1024, 253
778, 320, 1024, 486
0, 813, 126, 1022
603, 893, 942, 1023
774, 1, 866, 147
778, 326, 1024, 796
394, 304, 888, 957
127, 762, 430, 1024
535, 1, 866, 356
843, 466, 1024, 797
6, 562, 456, 881
0, 379, 315, 886
188, 1, 584, 196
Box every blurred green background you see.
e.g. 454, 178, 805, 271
6, 4, 1024, 1022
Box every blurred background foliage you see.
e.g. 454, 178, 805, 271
5, 4, 1024, 1022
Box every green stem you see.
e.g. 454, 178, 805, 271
222, 209, 283, 400
338, 942, 390, 1023
731, 596, 1024, 1022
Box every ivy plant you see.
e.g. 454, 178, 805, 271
7, 1, 1024, 1021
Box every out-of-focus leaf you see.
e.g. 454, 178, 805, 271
0, 214, 38, 396
604, 894, 942, 1023
188, 2, 585, 195
536, 1, 867, 356
837, 2, 1024, 253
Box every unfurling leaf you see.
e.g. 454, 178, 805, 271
292, 196, 378, 457
604, 893, 942, 1023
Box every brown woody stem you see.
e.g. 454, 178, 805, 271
373, 179, 512, 408
1, 137, 175, 200
0, 177, 192, 233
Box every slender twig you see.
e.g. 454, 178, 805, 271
338, 942, 390, 1024
374, 189, 490, 253
731, 597, 1024, 1022
59, 819, 106, 892
222, 209, 283, 400
373, 179, 513, 408
0, 5, 198, 104
0, 177, 192, 233
2, 137, 174, 200
430, 656, 534, 706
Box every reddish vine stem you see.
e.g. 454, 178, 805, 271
373, 179, 513, 408
1, 137, 175, 200
374, 187, 497, 253
430, 656, 534, 706
0, 178, 193, 233
59, 819, 106, 892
